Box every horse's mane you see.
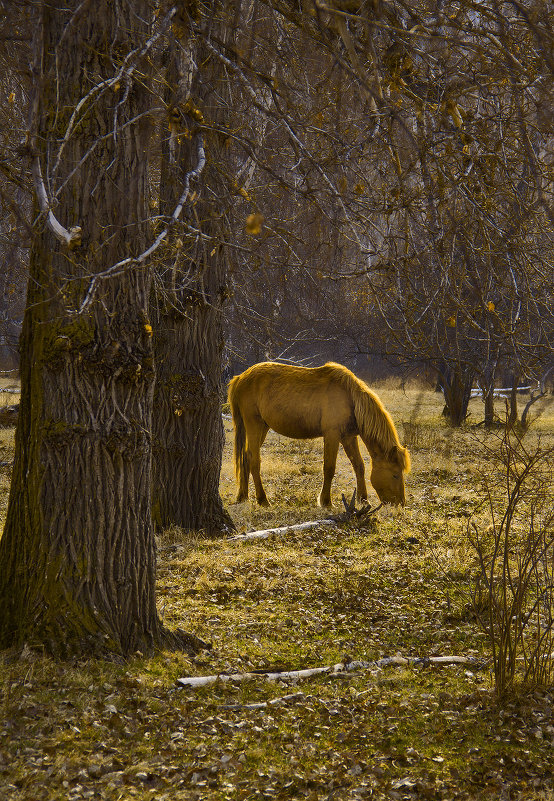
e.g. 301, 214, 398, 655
322, 363, 411, 472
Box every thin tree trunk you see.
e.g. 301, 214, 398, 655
482, 362, 496, 428
506, 372, 520, 430
440, 365, 474, 426
0, 1, 196, 657
484, 390, 495, 427
152, 13, 234, 535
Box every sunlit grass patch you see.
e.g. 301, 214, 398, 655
0, 379, 20, 430
1, 386, 554, 800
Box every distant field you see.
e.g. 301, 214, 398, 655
1, 384, 554, 800
221, 381, 554, 531
0, 378, 19, 521
0, 376, 20, 400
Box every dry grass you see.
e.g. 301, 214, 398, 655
0, 378, 18, 522
1, 386, 554, 800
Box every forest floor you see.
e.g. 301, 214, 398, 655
1, 380, 554, 800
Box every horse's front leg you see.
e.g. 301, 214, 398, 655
341, 434, 368, 503
318, 432, 340, 508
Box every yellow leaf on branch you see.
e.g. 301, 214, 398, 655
246, 213, 263, 235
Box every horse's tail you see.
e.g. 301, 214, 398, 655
348, 375, 411, 473
228, 376, 248, 486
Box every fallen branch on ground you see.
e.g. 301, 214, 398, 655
229, 492, 381, 542
176, 654, 486, 688
220, 692, 305, 710
229, 519, 336, 542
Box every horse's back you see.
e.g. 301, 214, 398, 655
229, 362, 356, 439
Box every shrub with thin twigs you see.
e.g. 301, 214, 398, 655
468, 428, 554, 696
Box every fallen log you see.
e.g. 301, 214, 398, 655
470, 386, 532, 398
176, 654, 486, 688
177, 664, 340, 688
229, 492, 381, 542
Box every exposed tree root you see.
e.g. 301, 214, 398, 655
161, 627, 211, 656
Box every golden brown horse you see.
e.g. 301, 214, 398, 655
228, 362, 410, 508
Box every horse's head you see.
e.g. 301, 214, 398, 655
370, 445, 411, 506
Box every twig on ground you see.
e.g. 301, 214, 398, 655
220, 692, 305, 710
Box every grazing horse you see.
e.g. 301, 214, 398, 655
228, 362, 411, 508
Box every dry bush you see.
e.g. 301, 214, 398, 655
401, 420, 446, 453
468, 428, 554, 696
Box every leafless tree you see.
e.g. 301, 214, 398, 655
0, 2, 31, 370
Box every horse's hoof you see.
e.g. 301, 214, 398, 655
257, 496, 270, 507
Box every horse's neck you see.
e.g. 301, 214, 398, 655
355, 391, 396, 456
359, 434, 386, 461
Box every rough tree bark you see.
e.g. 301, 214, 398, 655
151, 8, 234, 534
0, 1, 197, 657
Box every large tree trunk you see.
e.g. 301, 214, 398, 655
0, 1, 195, 657
151, 12, 234, 535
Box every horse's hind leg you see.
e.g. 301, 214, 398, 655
246, 419, 270, 506
235, 455, 250, 504
318, 431, 340, 508
341, 435, 368, 503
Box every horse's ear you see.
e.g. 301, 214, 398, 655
391, 444, 411, 473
